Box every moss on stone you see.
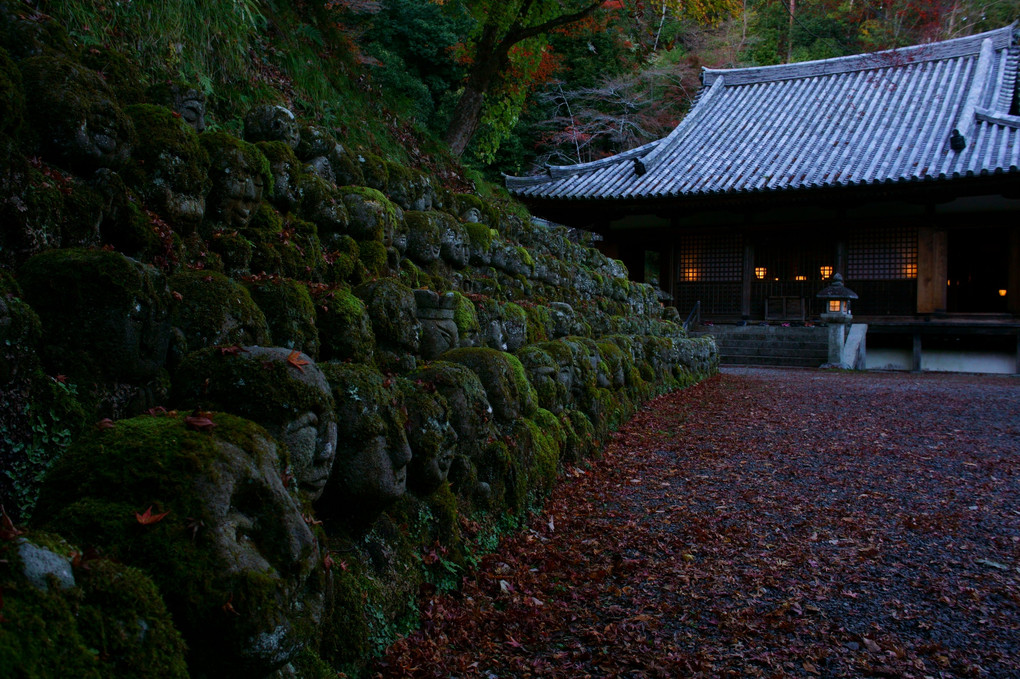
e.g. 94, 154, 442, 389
172, 346, 332, 427
243, 277, 320, 357
168, 270, 270, 355
80, 46, 146, 104
17, 248, 171, 385
200, 130, 274, 212
451, 291, 480, 338
357, 151, 389, 190
312, 285, 376, 363
0, 46, 23, 137
341, 186, 400, 243
440, 347, 537, 424
123, 104, 210, 222
34, 412, 317, 678
357, 238, 388, 277
464, 222, 493, 253
19, 55, 134, 171
209, 229, 254, 277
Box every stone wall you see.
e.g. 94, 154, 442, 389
0, 11, 716, 678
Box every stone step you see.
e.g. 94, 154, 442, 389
721, 354, 825, 368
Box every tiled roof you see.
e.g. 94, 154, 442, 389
506, 26, 1020, 201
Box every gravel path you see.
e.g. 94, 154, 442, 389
377, 369, 1020, 678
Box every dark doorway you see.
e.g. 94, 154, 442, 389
947, 227, 1010, 313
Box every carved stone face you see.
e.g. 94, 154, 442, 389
440, 222, 470, 268
415, 290, 459, 360
199, 430, 322, 672
399, 378, 458, 496
219, 166, 263, 229
245, 105, 300, 150
318, 363, 414, 522
171, 346, 338, 503
205, 142, 266, 230
21, 56, 134, 172
174, 88, 207, 133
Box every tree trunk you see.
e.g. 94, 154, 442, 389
444, 24, 508, 157
443, 1, 603, 157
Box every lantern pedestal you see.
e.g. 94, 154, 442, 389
816, 273, 860, 370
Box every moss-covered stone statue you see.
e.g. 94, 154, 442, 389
147, 81, 208, 133
172, 345, 338, 502
168, 270, 270, 361
123, 104, 211, 232
17, 248, 172, 417
312, 285, 376, 363
397, 377, 458, 496
201, 130, 272, 231
441, 347, 538, 426
19, 55, 134, 172
34, 412, 324, 679
245, 104, 301, 150
317, 363, 412, 528
413, 289, 459, 360
0, 531, 188, 678
353, 278, 420, 372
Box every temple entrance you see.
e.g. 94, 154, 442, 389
947, 227, 1010, 313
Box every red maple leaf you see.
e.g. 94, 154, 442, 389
286, 351, 310, 373
184, 411, 217, 432
135, 506, 170, 525
217, 344, 248, 357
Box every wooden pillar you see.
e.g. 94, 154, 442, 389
1008, 227, 1020, 315
665, 244, 677, 306
741, 241, 754, 319
913, 332, 923, 372
917, 226, 948, 314
835, 240, 847, 279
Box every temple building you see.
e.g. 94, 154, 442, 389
507, 26, 1020, 372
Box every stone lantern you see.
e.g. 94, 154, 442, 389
816, 273, 859, 368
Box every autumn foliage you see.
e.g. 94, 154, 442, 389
375, 370, 1020, 677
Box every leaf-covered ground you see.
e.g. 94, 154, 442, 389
375, 368, 1020, 678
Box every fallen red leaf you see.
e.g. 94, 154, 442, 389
286, 351, 310, 372
184, 412, 217, 432
135, 506, 170, 525
95, 418, 116, 429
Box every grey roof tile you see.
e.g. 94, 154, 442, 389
506, 25, 1020, 201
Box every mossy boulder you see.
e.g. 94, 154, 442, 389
312, 285, 376, 363
19, 55, 134, 172
34, 413, 323, 679
201, 130, 272, 231
124, 104, 210, 232
256, 140, 304, 213
317, 363, 411, 527
0, 46, 23, 137
18, 249, 172, 413
242, 277, 319, 357
168, 270, 270, 358
172, 345, 337, 502
341, 186, 400, 244
440, 347, 538, 425
451, 291, 480, 347
297, 174, 349, 248
353, 278, 420, 372
397, 377, 457, 496
0, 534, 188, 679
516, 344, 566, 413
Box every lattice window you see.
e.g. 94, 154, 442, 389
675, 232, 743, 282
848, 226, 917, 280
